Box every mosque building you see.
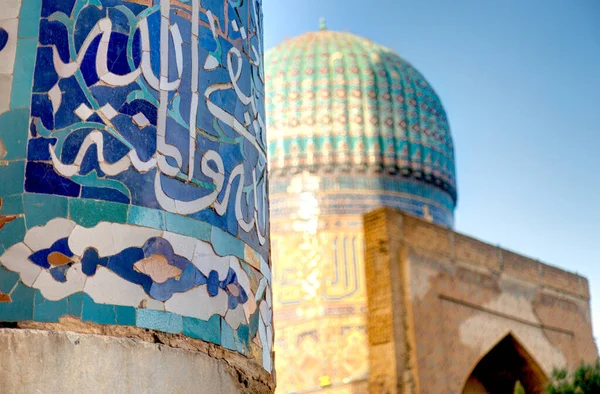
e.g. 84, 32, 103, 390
266, 22, 597, 394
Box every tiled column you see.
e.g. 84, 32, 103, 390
0, 0, 273, 392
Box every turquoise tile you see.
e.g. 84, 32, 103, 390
248, 309, 260, 339
128, 205, 165, 230
211, 227, 244, 259
115, 305, 136, 326
34, 291, 82, 322
24, 193, 69, 228
0, 282, 34, 321
0, 265, 19, 294
64, 292, 84, 317
221, 319, 236, 351
0, 109, 30, 160
82, 294, 116, 325
136, 309, 183, 334
165, 212, 210, 241
182, 314, 221, 345
70, 199, 128, 228
0, 217, 26, 249
0, 195, 23, 215
235, 324, 250, 355
0, 160, 25, 196
17, 0, 42, 38
10, 38, 37, 109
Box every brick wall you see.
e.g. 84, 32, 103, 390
364, 207, 598, 394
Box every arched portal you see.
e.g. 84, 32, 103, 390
462, 334, 548, 394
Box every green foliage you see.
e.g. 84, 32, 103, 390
514, 380, 526, 394
546, 361, 600, 394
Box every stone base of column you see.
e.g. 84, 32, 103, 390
0, 328, 272, 393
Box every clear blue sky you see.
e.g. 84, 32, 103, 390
263, 0, 600, 340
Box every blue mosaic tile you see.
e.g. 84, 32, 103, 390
128, 205, 165, 230
31, 93, 54, 130
1, 195, 24, 216
221, 319, 236, 351
32, 47, 59, 93
115, 305, 136, 326
25, 162, 81, 197
0, 266, 20, 294
82, 293, 116, 325
165, 212, 211, 241
0, 0, 272, 373
18, 0, 42, 37
0, 217, 26, 250
137, 309, 183, 334
10, 38, 38, 108
34, 291, 83, 322
0, 28, 8, 52
211, 226, 244, 259
0, 283, 34, 322
27, 137, 57, 161
183, 314, 221, 345
0, 109, 30, 160
81, 186, 130, 204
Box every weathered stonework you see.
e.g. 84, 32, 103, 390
364, 208, 597, 394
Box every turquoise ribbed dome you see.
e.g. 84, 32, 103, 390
266, 28, 457, 225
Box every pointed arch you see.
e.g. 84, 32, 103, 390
461, 333, 548, 394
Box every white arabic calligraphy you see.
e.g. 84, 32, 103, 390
48, 0, 267, 245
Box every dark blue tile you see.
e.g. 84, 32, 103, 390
33, 48, 59, 93
30, 119, 37, 138
27, 137, 57, 161
74, 5, 104, 52
62, 128, 92, 164
81, 186, 130, 204
91, 83, 140, 109
100, 129, 130, 163
41, 0, 76, 18
147, 12, 161, 77
55, 77, 92, 129
132, 29, 141, 66
0, 28, 8, 53
78, 144, 103, 175
207, 270, 219, 297
108, 7, 130, 34
119, 99, 157, 125
39, 19, 70, 63
107, 32, 137, 76
87, 113, 105, 124
80, 35, 102, 86
81, 248, 109, 276
110, 116, 156, 161
31, 94, 54, 130
107, 247, 152, 293
113, 168, 161, 209
25, 162, 81, 197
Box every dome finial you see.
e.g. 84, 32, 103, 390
319, 17, 327, 31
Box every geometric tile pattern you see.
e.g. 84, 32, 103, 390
265, 27, 457, 226
0, 0, 272, 372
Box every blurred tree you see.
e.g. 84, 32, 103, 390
514, 380, 525, 394
545, 362, 600, 394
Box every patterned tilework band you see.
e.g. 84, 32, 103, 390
270, 175, 454, 227
0, 0, 272, 372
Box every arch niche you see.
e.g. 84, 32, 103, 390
462, 333, 548, 394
